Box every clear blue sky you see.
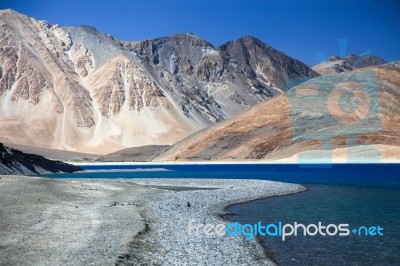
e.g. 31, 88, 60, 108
1, 0, 399, 65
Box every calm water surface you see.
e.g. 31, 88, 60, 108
226, 184, 400, 265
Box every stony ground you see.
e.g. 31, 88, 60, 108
0, 176, 305, 265
118, 179, 306, 265
0, 176, 161, 265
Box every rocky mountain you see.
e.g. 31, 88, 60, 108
312, 54, 386, 75
127, 34, 318, 109
0, 143, 81, 175
0, 9, 318, 154
156, 62, 400, 162
218, 36, 318, 91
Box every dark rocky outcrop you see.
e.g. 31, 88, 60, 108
0, 143, 81, 175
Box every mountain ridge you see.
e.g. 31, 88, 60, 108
312, 53, 386, 75
0, 9, 318, 154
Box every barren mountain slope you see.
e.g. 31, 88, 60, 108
157, 62, 400, 162
219, 36, 318, 90
0, 10, 197, 154
0, 9, 318, 154
97, 145, 171, 162
129, 34, 319, 118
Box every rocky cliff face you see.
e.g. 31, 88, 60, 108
312, 54, 386, 75
0, 9, 318, 154
128, 34, 319, 120
157, 62, 400, 162
0, 143, 81, 175
219, 36, 319, 91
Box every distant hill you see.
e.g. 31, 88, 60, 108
312, 54, 386, 75
97, 145, 171, 162
0, 143, 81, 175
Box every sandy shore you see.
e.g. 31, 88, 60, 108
0, 176, 305, 265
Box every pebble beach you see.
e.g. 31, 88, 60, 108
0, 176, 305, 265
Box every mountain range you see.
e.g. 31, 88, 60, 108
0, 9, 318, 154
312, 54, 386, 74
0, 9, 395, 162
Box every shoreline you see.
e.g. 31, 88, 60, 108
221, 187, 310, 265
70, 161, 400, 166
0, 176, 305, 265
119, 178, 306, 265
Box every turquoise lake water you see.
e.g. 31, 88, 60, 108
47, 163, 400, 265
225, 184, 400, 265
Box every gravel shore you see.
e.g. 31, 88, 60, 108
0, 175, 161, 265
0, 176, 305, 265
118, 178, 306, 265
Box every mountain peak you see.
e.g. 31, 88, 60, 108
79, 25, 98, 31
313, 53, 387, 74
346, 53, 358, 58
0, 8, 23, 19
0, 8, 18, 15
328, 55, 342, 61
218, 35, 319, 89
174, 32, 199, 38
222, 35, 266, 48
76, 25, 100, 34
169, 32, 212, 45
137, 32, 213, 48
239, 35, 263, 43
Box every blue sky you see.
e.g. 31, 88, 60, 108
1, 0, 399, 65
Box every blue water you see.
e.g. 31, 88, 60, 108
226, 185, 400, 265
46, 164, 400, 265
49, 164, 400, 187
